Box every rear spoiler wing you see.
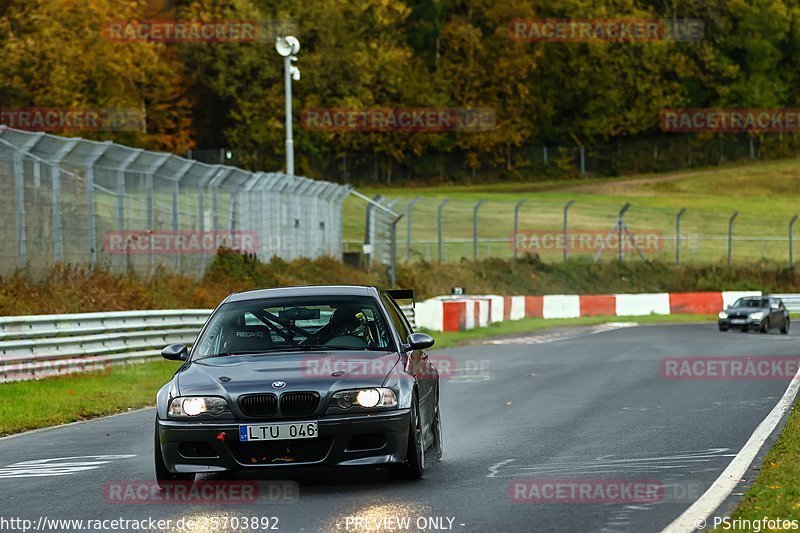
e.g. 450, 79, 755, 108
386, 289, 415, 307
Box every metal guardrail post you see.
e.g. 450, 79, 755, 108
116, 150, 144, 235
618, 203, 631, 262
171, 161, 195, 269
473, 200, 485, 260
791, 215, 798, 269
320, 183, 341, 257
13, 152, 26, 267
256, 173, 284, 257
208, 168, 234, 234
145, 155, 170, 272
513, 200, 526, 259
389, 214, 403, 287
363, 195, 378, 269
406, 196, 421, 261
563, 200, 575, 261
728, 211, 738, 267
85, 144, 111, 269
197, 167, 223, 236
49, 139, 79, 263
11, 134, 44, 267
676, 207, 686, 266
437, 199, 450, 263
335, 186, 353, 259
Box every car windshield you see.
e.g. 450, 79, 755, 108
193, 295, 395, 359
732, 298, 769, 308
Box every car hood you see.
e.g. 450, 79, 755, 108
176, 351, 401, 398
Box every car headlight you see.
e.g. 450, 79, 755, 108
332, 388, 397, 409
168, 396, 229, 417
749, 312, 765, 320
718, 311, 728, 319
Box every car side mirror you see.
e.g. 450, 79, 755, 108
162, 344, 188, 361
406, 333, 434, 351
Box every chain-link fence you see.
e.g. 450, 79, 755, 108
192, 133, 800, 184
0, 127, 351, 278
350, 196, 800, 267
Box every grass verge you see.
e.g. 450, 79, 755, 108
0, 360, 179, 436
722, 398, 800, 527
0, 313, 713, 436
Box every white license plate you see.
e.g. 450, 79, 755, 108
239, 422, 318, 442
731, 319, 746, 324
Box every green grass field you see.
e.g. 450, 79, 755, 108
343, 158, 800, 265
0, 360, 179, 436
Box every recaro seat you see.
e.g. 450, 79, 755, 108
220, 313, 274, 354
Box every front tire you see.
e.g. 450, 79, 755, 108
392, 396, 424, 480
718, 326, 728, 332
760, 318, 770, 333
781, 318, 790, 335
155, 420, 194, 488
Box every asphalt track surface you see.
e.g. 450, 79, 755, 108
1, 323, 798, 533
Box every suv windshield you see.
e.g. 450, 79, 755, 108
732, 298, 769, 308
193, 295, 395, 359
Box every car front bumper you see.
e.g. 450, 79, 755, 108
157, 409, 411, 474
718, 317, 763, 330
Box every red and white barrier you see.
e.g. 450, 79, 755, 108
415, 291, 762, 332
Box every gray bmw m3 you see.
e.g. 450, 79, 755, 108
154, 285, 441, 486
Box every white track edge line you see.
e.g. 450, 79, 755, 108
661, 367, 800, 533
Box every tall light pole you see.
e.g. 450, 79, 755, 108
275, 36, 300, 176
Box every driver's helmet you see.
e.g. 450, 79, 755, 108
328, 304, 363, 332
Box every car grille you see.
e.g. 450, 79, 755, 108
229, 437, 333, 465
239, 394, 278, 418
280, 392, 320, 417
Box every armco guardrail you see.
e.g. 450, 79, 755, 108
768, 294, 800, 313
1, 305, 417, 382
400, 304, 416, 329
0, 310, 212, 382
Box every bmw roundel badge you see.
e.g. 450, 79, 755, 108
272, 380, 286, 389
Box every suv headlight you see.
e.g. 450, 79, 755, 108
749, 312, 765, 320
332, 388, 397, 409
718, 311, 728, 319
168, 396, 229, 417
